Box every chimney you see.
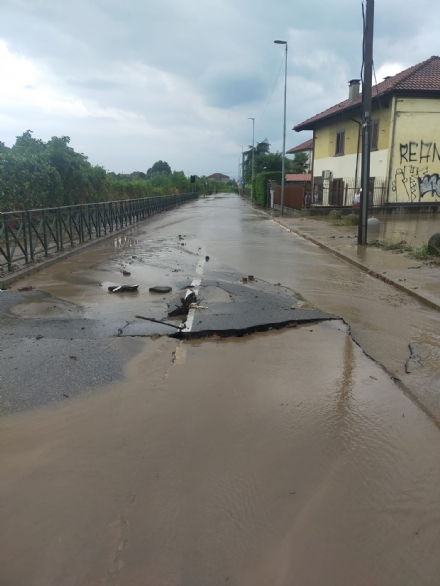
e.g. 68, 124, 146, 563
348, 79, 361, 101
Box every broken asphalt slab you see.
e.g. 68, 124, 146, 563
174, 278, 337, 338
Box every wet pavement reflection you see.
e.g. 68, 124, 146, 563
2, 194, 440, 585
9, 193, 440, 418
1, 326, 440, 585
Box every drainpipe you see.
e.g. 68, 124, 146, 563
350, 118, 362, 189
387, 96, 398, 203
310, 130, 316, 205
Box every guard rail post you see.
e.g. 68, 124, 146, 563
22, 211, 29, 264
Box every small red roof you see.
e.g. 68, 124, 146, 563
285, 174, 311, 182
295, 56, 440, 131
286, 139, 313, 154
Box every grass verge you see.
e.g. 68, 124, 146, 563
368, 240, 439, 262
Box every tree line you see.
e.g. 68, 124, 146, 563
0, 132, 231, 212
242, 139, 309, 182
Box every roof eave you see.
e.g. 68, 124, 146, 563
392, 88, 440, 97
294, 101, 362, 132
286, 147, 313, 154
293, 90, 396, 132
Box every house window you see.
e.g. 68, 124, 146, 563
371, 120, 379, 150
335, 130, 345, 156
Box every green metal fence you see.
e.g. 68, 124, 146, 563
0, 193, 198, 272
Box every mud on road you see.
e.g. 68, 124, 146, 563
2, 326, 440, 586
1, 193, 440, 585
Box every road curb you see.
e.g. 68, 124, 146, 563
243, 200, 440, 312
0, 218, 144, 290
271, 216, 440, 312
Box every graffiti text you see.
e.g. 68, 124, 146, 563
400, 141, 440, 165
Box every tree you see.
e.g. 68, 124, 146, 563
243, 140, 270, 182
0, 132, 206, 211
289, 152, 309, 174
130, 171, 147, 181
254, 152, 283, 175
12, 130, 46, 156
146, 160, 172, 178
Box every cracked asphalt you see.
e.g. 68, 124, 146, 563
2, 193, 440, 585
0, 195, 338, 414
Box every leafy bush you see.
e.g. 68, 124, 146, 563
328, 209, 342, 220
345, 213, 359, 226
428, 233, 440, 256
252, 171, 282, 206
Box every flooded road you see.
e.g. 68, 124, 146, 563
14, 193, 440, 418
2, 325, 440, 585
2, 194, 440, 584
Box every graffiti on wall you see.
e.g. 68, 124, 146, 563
392, 141, 440, 202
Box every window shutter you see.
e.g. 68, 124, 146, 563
335, 130, 345, 155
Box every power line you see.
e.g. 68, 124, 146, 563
257, 53, 285, 123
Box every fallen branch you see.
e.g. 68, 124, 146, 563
135, 315, 184, 330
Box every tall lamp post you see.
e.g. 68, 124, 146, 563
241, 145, 245, 195
274, 39, 287, 216
248, 117, 255, 197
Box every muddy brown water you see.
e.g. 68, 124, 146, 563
1, 324, 440, 585
10, 194, 440, 416
4, 194, 440, 584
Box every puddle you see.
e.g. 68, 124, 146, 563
8, 293, 82, 319
1, 326, 440, 585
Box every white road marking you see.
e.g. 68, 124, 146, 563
182, 257, 206, 333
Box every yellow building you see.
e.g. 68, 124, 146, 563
294, 56, 440, 207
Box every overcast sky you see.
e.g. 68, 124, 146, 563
0, 0, 438, 178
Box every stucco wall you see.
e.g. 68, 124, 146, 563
314, 150, 388, 179
312, 103, 391, 179
389, 97, 440, 203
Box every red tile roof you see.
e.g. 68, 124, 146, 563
294, 56, 440, 131
285, 174, 311, 182
286, 139, 313, 154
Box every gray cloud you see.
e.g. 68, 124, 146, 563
0, 0, 439, 177
67, 79, 122, 90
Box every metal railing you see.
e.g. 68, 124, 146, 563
312, 177, 388, 207
0, 193, 198, 272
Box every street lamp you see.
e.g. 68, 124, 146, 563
274, 40, 287, 216
248, 117, 255, 197
239, 145, 245, 195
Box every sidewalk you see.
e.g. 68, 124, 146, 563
271, 213, 440, 311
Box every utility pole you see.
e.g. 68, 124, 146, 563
358, 0, 374, 245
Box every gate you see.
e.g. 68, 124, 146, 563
329, 179, 344, 206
